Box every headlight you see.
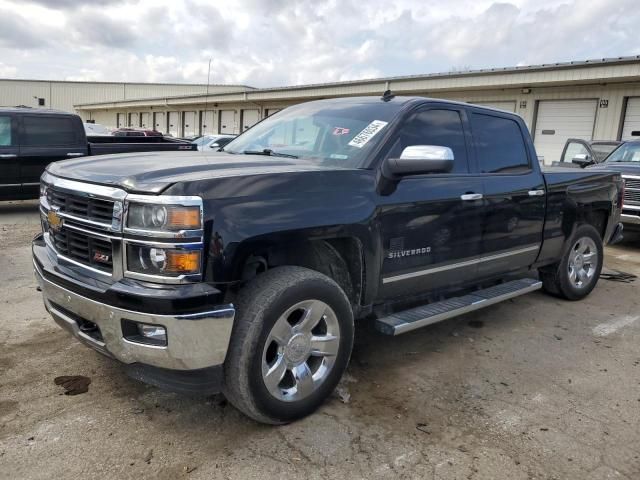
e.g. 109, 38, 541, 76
127, 244, 201, 277
127, 203, 202, 231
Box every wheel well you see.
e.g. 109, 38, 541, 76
581, 209, 608, 239
237, 238, 364, 308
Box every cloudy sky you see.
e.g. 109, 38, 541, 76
0, 0, 638, 88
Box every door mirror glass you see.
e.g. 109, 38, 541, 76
571, 153, 593, 167
384, 145, 454, 177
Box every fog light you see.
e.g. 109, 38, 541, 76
122, 319, 167, 346
139, 324, 167, 343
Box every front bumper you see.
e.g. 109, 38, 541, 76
34, 252, 235, 389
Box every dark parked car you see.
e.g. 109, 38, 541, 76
552, 138, 622, 168
33, 96, 623, 424
586, 141, 640, 230
113, 128, 163, 137
0, 107, 197, 200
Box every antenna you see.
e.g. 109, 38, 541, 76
202, 57, 212, 142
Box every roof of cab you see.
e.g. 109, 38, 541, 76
0, 106, 73, 115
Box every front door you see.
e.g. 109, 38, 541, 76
0, 114, 20, 199
468, 109, 545, 278
377, 107, 485, 299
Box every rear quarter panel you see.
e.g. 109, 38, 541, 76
537, 168, 622, 265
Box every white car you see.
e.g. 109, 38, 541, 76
84, 123, 112, 136
193, 134, 236, 151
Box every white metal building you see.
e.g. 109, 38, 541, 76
18, 56, 640, 164
0, 79, 251, 119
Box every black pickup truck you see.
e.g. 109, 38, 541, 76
33, 96, 624, 424
0, 107, 196, 200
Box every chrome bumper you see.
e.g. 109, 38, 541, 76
621, 213, 640, 225
34, 261, 235, 371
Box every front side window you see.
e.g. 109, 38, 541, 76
23, 116, 77, 146
471, 113, 530, 173
224, 100, 404, 168
389, 109, 469, 173
0, 116, 12, 146
561, 141, 590, 163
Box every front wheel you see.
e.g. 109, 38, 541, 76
540, 224, 603, 300
223, 266, 354, 424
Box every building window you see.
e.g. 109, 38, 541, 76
38, 98, 45, 106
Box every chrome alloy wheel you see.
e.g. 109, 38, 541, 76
261, 300, 340, 402
567, 237, 598, 289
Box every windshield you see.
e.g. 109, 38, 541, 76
192, 136, 213, 146
605, 143, 640, 163
224, 100, 403, 168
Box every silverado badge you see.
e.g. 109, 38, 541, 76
47, 209, 63, 232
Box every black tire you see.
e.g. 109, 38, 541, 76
540, 224, 603, 300
222, 266, 354, 424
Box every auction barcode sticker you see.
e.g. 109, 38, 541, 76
348, 120, 388, 148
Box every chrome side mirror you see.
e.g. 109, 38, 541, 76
383, 145, 454, 177
571, 153, 593, 167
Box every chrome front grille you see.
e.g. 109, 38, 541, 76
47, 187, 115, 224
623, 176, 640, 206
50, 227, 114, 273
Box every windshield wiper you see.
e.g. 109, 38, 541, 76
243, 148, 299, 159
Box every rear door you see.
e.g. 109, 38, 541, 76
0, 113, 20, 199
378, 106, 485, 299
469, 109, 545, 278
19, 115, 87, 197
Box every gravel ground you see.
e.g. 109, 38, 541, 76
1, 200, 639, 480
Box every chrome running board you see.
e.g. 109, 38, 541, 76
375, 278, 542, 336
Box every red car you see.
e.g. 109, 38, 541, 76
113, 128, 163, 137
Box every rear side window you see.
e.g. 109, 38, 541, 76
471, 113, 529, 173
23, 116, 78, 146
395, 109, 469, 173
0, 116, 13, 146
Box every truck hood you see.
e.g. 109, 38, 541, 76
46, 151, 337, 194
587, 162, 640, 176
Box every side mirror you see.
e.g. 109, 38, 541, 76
383, 145, 454, 177
571, 153, 593, 167
209, 143, 220, 148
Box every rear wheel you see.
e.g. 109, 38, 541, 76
540, 224, 603, 300
223, 266, 354, 424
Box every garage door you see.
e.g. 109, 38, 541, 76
242, 109, 260, 131
534, 99, 597, 165
201, 110, 215, 135
168, 112, 180, 137
128, 113, 139, 128
182, 111, 197, 137
472, 101, 516, 113
140, 112, 150, 129
621, 98, 640, 140
265, 108, 281, 117
219, 110, 236, 134
117, 113, 126, 128
153, 112, 166, 133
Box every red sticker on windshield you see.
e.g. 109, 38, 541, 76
333, 127, 350, 135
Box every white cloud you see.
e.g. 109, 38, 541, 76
0, 0, 639, 87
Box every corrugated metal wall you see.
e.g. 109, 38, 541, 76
0, 80, 247, 115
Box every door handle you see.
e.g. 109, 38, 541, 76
66, 153, 85, 157
0, 154, 17, 158
528, 189, 545, 196
460, 193, 483, 201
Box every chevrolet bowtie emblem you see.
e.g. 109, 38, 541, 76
47, 209, 63, 231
